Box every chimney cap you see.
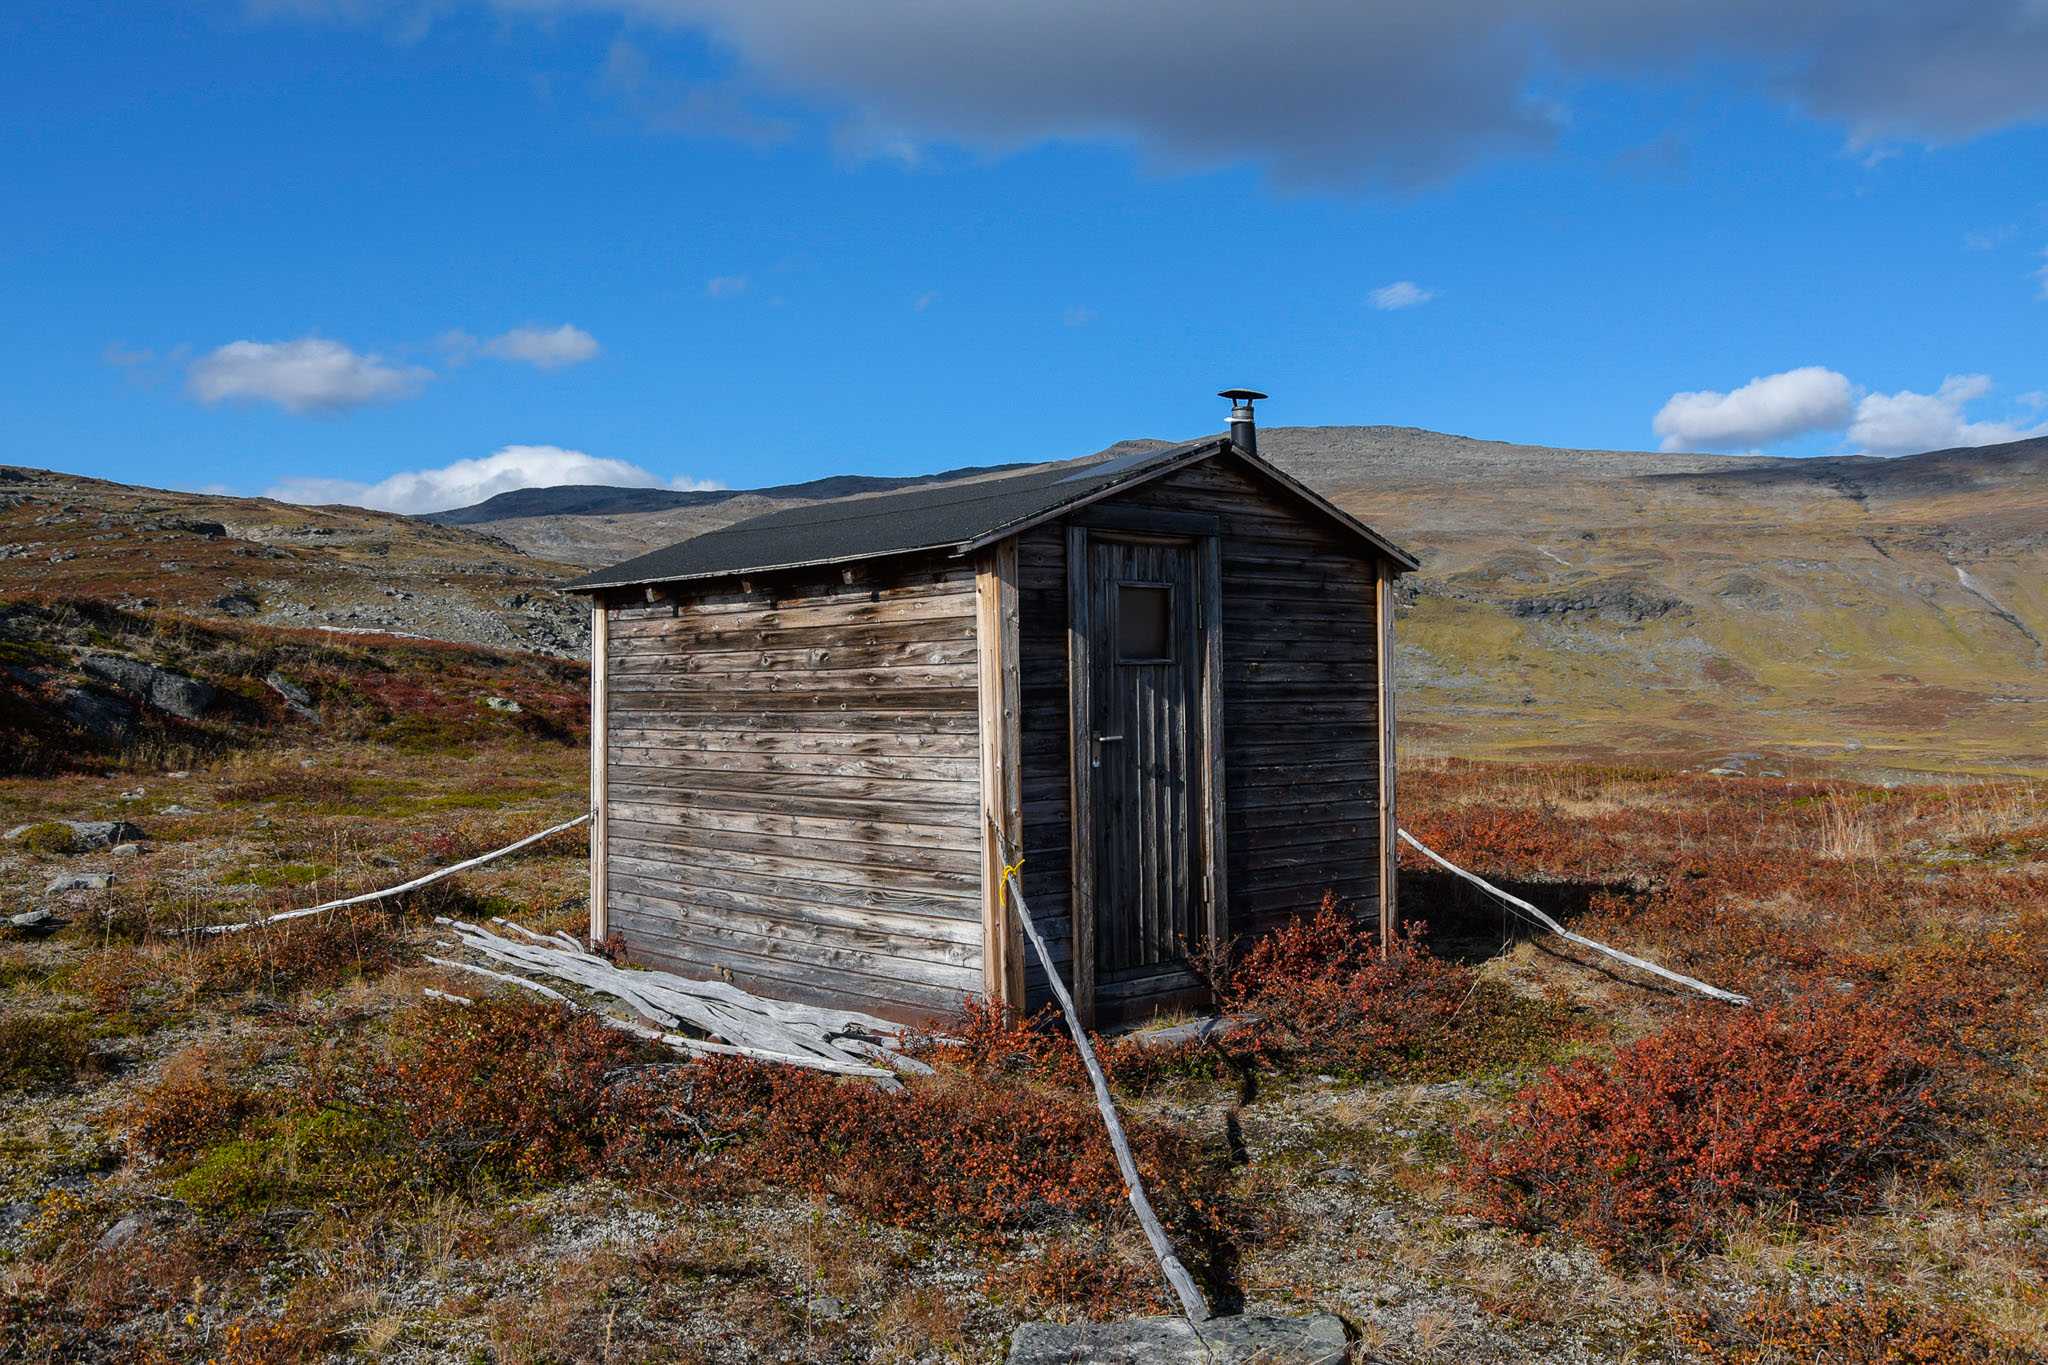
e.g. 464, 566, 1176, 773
1218, 388, 1267, 403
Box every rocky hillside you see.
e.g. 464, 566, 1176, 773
431, 428, 2048, 780
0, 466, 589, 657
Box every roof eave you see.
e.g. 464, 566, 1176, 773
557, 537, 978, 596
957, 436, 1232, 553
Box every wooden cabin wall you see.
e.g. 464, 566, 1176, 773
1015, 523, 1075, 1010
1013, 458, 1383, 1009
1120, 459, 1384, 937
601, 554, 986, 1022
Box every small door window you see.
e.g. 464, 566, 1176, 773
1116, 583, 1173, 662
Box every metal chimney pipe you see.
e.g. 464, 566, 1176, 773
1218, 388, 1267, 456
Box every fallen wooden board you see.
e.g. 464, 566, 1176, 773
426, 918, 929, 1084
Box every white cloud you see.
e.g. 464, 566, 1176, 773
1062, 306, 1097, 327
1847, 375, 2048, 455
479, 323, 601, 370
265, 445, 724, 515
706, 275, 749, 297
187, 337, 430, 415
2036, 247, 2048, 300
1652, 366, 1855, 452
912, 290, 939, 312
1368, 281, 1435, 310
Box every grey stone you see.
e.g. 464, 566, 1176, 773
484, 696, 522, 713
60, 688, 135, 737
0, 1201, 34, 1230
80, 653, 214, 722
46, 872, 113, 893
211, 592, 260, 618
265, 672, 312, 706
95, 1215, 145, 1252
3, 820, 142, 850
9, 908, 60, 931
111, 843, 140, 858
65, 820, 144, 849
1007, 1315, 1348, 1365
806, 1296, 845, 1322
158, 804, 194, 815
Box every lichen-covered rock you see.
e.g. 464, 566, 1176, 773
1007, 1315, 1348, 1365
80, 653, 214, 721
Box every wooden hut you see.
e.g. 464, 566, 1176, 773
564, 396, 1417, 1026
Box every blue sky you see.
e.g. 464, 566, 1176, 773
4, 2, 2047, 511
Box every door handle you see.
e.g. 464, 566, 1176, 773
1091, 733, 1123, 769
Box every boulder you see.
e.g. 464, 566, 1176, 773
264, 672, 319, 723
46, 872, 114, 893
211, 592, 260, 618
60, 688, 135, 737
66, 820, 144, 849
95, 1216, 145, 1252
8, 908, 62, 933
80, 653, 214, 722
3, 820, 143, 850
1007, 1315, 1348, 1365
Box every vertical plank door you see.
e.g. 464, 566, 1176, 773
1083, 534, 1206, 1014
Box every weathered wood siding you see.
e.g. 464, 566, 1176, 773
602, 555, 985, 1022
1016, 523, 1077, 1009
1017, 455, 1384, 1009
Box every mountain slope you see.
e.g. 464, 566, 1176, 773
0, 465, 589, 656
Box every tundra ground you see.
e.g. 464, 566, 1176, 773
3, 699, 2045, 1361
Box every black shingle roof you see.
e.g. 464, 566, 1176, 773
562, 436, 1416, 592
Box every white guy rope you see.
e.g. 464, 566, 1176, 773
187, 812, 592, 935
1397, 827, 1750, 1006
996, 848, 1210, 1323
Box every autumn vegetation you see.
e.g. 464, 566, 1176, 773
2, 613, 2046, 1360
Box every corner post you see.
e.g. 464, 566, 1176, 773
977, 539, 1025, 1017
1375, 564, 1399, 950
588, 596, 610, 948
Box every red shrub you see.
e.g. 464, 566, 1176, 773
1461, 987, 2004, 1261
122, 1069, 263, 1163
611, 1054, 1207, 1233
1218, 900, 1567, 1079
371, 996, 642, 1186
1683, 1288, 2026, 1364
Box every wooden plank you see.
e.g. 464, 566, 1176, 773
590, 600, 610, 946
610, 766, 979, 807
609, 663, 979, 694
1069, 506, 1222, 537
609, 872, 981, 964
608, 816, 980, 877
610, 840, 977, 901
607, 711, 979, 737
609, 792, 978, 835
611, 900, 978, 1016
1198, 532, 1228, 952
977, 537, 1026, 1016
606, 686, 978, 714
609, 749, 979, 783
1066, 522, 1096, 1027
613, 616, 978, 657
1377, 561, 1400, 943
